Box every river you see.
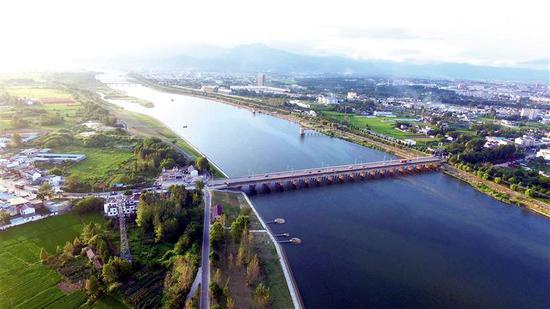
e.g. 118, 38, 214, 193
98, 73, 550, 308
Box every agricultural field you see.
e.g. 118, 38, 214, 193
0, 213, 106, 308
4, 85, 73, 100
0, 79, 83, 131
321, 111, 420, 139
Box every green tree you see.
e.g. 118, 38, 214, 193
74, 197, 104, 214
81, 222, 98, 244
226, 297, 235, 309
209, 282, 223, 302
84, 275, 101, 301
194, 180, 204, 191
254, 282, 270, 307
195, 156, 209, 172
39, 247, 49, 262
0, 210, 10, 225
73, 237, 82, 252
10, 132, 22, 147
525, 188, 535, 197
246, 254, 260, 285
63, 241, 74, 258
210, 221, 224, 248
37, 182, 54, 200
102, 257, 132, 290
97, 239, 109, 262
160, 157, 176, 169
230, 215, 249, 241
494, 177, 502, 184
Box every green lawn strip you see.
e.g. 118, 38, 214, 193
321, 111, 418, 139
251, 233, 293, 309
211, 191, 261, 229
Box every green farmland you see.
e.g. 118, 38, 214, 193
0, 213, 106, 308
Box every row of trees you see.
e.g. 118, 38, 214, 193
209, 208, 271, 308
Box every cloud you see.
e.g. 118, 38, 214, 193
335, 27, 434, 40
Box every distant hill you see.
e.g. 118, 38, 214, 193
125, 44, 548, 82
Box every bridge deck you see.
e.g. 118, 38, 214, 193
209, 157, 442, 188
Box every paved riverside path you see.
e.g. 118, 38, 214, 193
199, 189, 211, 309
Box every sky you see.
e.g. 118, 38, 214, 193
0, 0, 548, 71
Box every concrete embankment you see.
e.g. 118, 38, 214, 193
240, 192, 305, 309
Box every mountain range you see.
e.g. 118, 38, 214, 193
118, 44, 548, 82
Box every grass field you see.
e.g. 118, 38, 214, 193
60, 147, 135, 186
0, 213, 106, 308
321, 112, 418, 139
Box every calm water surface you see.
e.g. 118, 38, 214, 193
99, 74, 550, 308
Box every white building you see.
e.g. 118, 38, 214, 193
373, 111, 394, 117
484, 136, 512, 148
347, 92, 358, 100
200, 85, 218, 93
257, 73, 266, 87
402, 139, 417, 146
514, 136, 536, 147
187, 166, 199, 177
317, 95, 338, 104
103, 198, 138, 217
19, 205, 35, 216
520, 108, 539, 120
536, 149, 550, 161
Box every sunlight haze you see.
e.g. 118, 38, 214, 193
1, 0, 549, 71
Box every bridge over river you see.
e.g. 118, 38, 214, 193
209, 156, 443, 193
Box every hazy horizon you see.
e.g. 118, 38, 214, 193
0, 0, 549, 72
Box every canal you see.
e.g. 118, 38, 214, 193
99, 73, 550, 308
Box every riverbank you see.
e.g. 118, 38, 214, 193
210, 190, 301, 308
132, 77, 548, 217
240, 192, 304, 309
97, 86, 228, 179
442, 164, 550, 218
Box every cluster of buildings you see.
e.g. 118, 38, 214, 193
0, 148, 86, 221
0, 148, 85, 187
103, 195, 139, 217
484, 135, 550, 150
156, 165, 204, 187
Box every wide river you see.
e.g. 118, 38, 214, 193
99, 74, 549, 308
